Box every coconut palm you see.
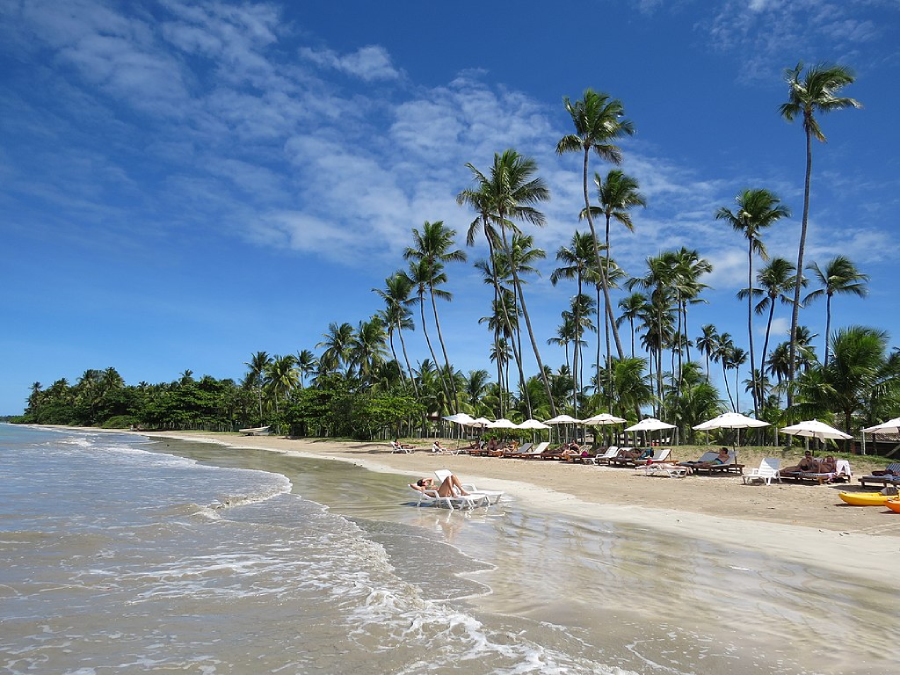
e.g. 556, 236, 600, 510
616, 291, 646, 358
244, 351, 272, 423
317, 322, 354, 375
695, 324, 719, 384
557, 90, 636, 369
738, 257, 798, 375
459, 149, 555, 417
716, 188, 790, 416
373, 272, 419, 394
780, 62, 861, 394
582, 169, 646, 385
804, 255, 869, 367
265, 354, 298, 415
294, 350, 318, 389
404, 220, 466, 411
348, 317, 388, 387
403, 258, 453, 407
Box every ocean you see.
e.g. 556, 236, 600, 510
0, 424, 895, 674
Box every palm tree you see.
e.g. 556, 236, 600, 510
265, 354, 298, 415
713, 332, 736, 411
373, 272, 419, 395
716, 188, 790, 416
348, 317, 388, 387
616, 292, 646, 358
695, 324, 719, 384
738, 257, 797, 375
244, 351, 271, 423
403, 258, 453, 407
294, 350, 318, 389
804, 255, 869, 367
780, 61, 861, 395
404, 220, 466, 411
459, 149, 555, 417
317, 322, 354, 375
551, 231, 594, 413
582, 169, 646, 389
557, 90, 635, 367
459, 182, 528, 412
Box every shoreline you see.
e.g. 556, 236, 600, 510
137, 429, 900, 585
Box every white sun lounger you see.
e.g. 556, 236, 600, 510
433, 469, 504, 505
742, 458, 781, 485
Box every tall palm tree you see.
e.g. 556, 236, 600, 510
459, 183, 528, 411
780, 62, 861, 396
738, 257, 797, 376
716, 188, 790, 416
404, 220, 466, 411
348, 317, 388, 387
557, 90, 635, 367
804, 255, 869, 367
265, 354, 298, 415
244, 351, 271, 423
582, 169, 646, 389
713, 332, 736, 411
403, 258, 453, 406
616, 291, 646, 358
317, 322, 354, 375
551, 231, 594, 413
695, 324, 719, 384
294, 350, 317, 389
373, 272, 419, 395
459, 149, 555, 417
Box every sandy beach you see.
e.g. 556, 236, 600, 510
145, 431, 900, 585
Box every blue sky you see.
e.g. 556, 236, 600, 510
2, 0, 898, 415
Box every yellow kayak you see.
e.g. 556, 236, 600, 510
886, 500, 900, 513
839, 492, 894, 507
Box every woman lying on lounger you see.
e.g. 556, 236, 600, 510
410, 474, 470, 497
783, 451, 818, 473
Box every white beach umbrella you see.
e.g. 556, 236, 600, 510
582, 412, 627, 425
693, 412, 769, 431
442, 412, 477, 425
625, 417, 675, 432
544, 414, 583, 424
780, 419, 851, 441
862, 417, 900, 434
471, 417, 492, 427
486, 418, 518, 429
517, 418, 551, 430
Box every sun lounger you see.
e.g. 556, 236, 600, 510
391, 440, 414, 454
586, 446, 619, 465
607, 448, 655, 467
633, 447, 671, 466
516, 441, 550, 459
679, 450, 744, 475
408, 485, 490, 510
433, 469, 503, 505
742, 458, 781, 485
639, 462, 688, 478
858, 462, 900, 488
501, 442, 533, 458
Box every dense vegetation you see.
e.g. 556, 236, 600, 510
17, 65, 900, 445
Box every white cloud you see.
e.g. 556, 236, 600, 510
299, 45, 401, 81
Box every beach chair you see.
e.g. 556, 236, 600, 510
858, 462, 900, 489
742, 458, 781, 485
501, 442, 532, 458
433, 469, 503, 505
607, 448, 654, 467
517, 441, 550, 459
391, 440, 413, 454
408, 485, 490, 510
633, 447, 671, 466
640, 462, 688, 478
586, 446, 619, 465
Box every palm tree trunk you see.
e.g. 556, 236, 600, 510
788, 127, 813, 405
429, 287, 460, 412
824, 294, 832, 367
396, 326, 419, 397
499, 221, 555, 417
722, 362, 735, 411
418, 296, 452, 409
748, 247, 759, 417
761, 302, 776, 384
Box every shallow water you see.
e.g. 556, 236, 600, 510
0, 425, 894, 674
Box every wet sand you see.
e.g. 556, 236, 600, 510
143, 431, 900, 587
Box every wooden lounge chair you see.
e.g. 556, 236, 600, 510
501, 442, 533, 458
689, 450, 744, 475
633, 447, 671, 466
607, 448, 654, 468
517, 441, 550, 459
858, 462, 900, 488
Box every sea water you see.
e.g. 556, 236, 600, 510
1, 425, 895, 674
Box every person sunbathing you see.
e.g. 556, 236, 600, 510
817, 456, 837, 474
410, 474, 469, 497
431, 440, 449, 453
680, 447, 731, 474
616, 447, 653, 461
561, 442, 582, 461
783, 451, 818, 473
